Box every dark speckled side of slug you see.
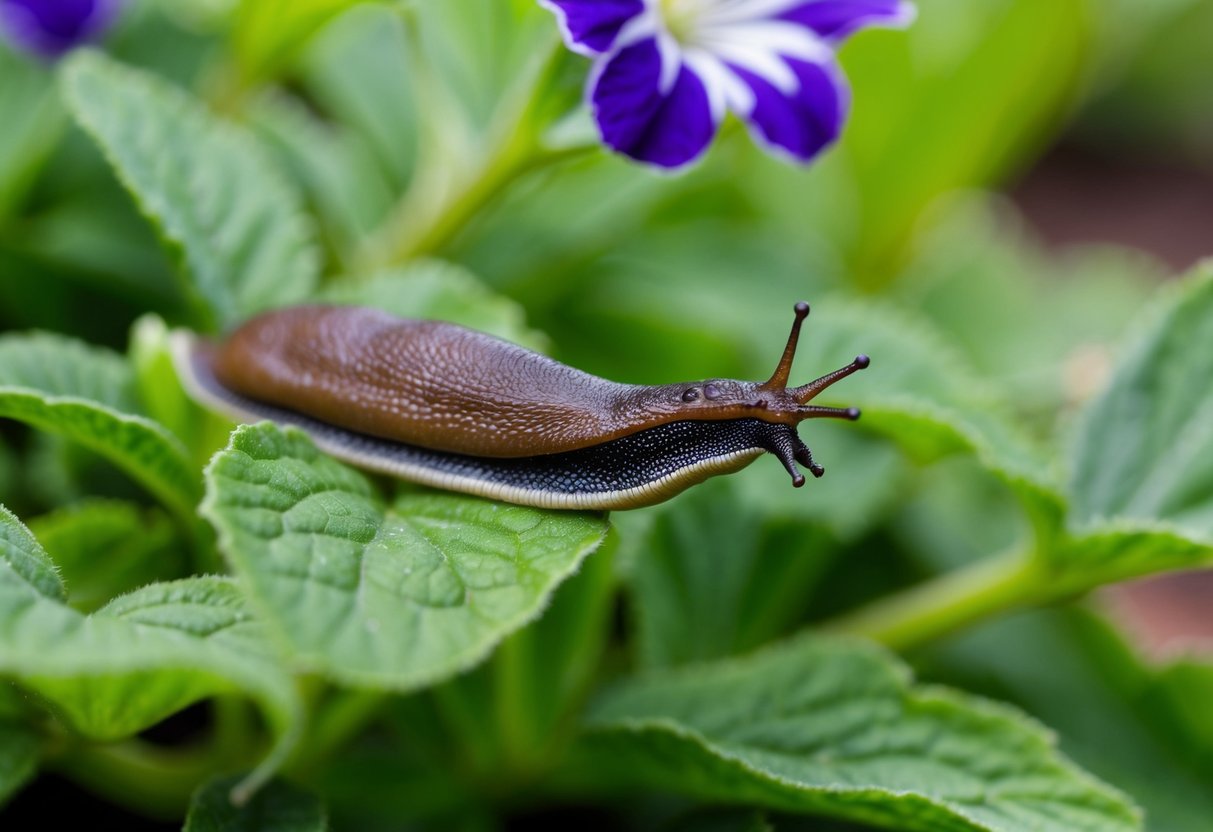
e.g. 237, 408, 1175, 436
175, 302, 868, 510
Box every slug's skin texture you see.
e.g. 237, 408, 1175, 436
178, 303, 868, 510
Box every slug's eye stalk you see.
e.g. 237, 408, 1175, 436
760, 301, 810, 392
792, 354, 870, 406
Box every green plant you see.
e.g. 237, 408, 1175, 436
1, 2, 1211, 830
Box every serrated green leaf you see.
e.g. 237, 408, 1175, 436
321, 260, 548, 351
581, 637, 1138, 832
0, 506, 302, 795
27, 499, 183, 612
801, 301, 1063, 524
930, 609, 1213, 832
202, 423, 608, 690
60, 51, 319, 330
0, 333, 200, 520
185, 775, 328, 832
629, 477, 836, 671
1070, 268, 1213, 542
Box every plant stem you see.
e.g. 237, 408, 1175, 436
287, 689, 387, 777
821, 548, 1043, 652
356, 30, 595, 271
49, 739, 226, 820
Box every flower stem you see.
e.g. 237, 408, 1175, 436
821, 548, 1044, 652
356, 29, 594, 271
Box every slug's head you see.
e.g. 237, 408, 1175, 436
657, 301, 869, 487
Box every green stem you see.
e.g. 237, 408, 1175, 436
287, 689, 387, 777
821, 548, 1043, 652
356, 31, 595, 271
49, 738, 228, 820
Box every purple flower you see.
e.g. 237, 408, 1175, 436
541, 0, 915, 170
0, 0, 122, 59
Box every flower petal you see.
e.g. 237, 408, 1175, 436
538, 0, 647, 56
778, 0, 916, 41
0, 0, 121, 58
591, 35, 717, 170
730, 56, 848, 163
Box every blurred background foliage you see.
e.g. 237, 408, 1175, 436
2, 0, 1213, 829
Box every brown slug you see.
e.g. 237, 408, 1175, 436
175, 301, 867, 510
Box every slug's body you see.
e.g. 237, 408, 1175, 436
176, 303, 868, 510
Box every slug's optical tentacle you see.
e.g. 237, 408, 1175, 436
760, 301, 810, 391
792, 354, 870, 404
798, 405, 861, 421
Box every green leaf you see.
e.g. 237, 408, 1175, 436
202, 423, 608, 690
249, 91, 395, 259
0, 46, 64, 221
0, 506, 302, 797
0, 332, 200, 521
27, 499, 184, 612
804, 300, 1063, 524
299, 6, 417, 191
60, 51, 319, 330
581, 636, 1138, 832
929, 609, 1213, 832
185, 775, 328, 832
321, 260, 549, 351
424, 532, 617, 774
1070, 267, 1213, 542
629, 478, 837, 671
836, 0, 1093, 284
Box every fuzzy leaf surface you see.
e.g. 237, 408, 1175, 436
203, 423, 608, 689
61, 52, 318, 330
583, 637, 1139, 832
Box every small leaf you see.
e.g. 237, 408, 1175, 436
27, 499, 184, 612
185, 775, 328, 832
0, 333, 200, 521
60, 51, 319, 330
582, 636, 1139, 832
1070, 267, 1213, 542
202, 423, 608, 690
0, 506, 302, 795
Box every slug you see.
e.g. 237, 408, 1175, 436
174, 302, 868, 510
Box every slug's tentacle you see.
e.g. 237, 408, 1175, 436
792, 354, 870, 404
798, 405, 861, 421
760, 301, 810, 391
765, 427, 807, 488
